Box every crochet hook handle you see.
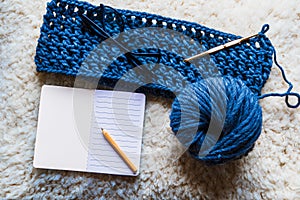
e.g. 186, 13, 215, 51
184, 33, 258, 62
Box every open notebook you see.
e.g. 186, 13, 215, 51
33, 85, 146, 176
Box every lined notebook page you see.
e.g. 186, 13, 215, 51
87, 90, 145, 176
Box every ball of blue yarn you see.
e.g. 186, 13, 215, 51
169, 76, 262, 165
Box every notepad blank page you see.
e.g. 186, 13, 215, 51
33, 86, 93, 172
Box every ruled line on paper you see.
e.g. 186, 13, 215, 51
86, 90, 145, 175
95, 95, 142, 102
90, 137, 138, 144
97, 122, 140, 127
95, 105, 142, 112
94, 110, 141, 117
95, 100, 142, 107
93, 116, 140, 122
89, 141, 138, 149
89, 148, 137, 154
91, 127, 140, 133
90, 133, 133, 138
88, 164, 129, 171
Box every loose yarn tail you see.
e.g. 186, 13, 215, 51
258, 42, 300, 108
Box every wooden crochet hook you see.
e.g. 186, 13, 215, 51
184, 33, 259, 62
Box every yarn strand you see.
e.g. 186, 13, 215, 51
259, 47, 300, 108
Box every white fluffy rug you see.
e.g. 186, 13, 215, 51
1, 0, 299, 199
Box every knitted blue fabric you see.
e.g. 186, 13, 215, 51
35, 0, 274, 97
35, 0, 280, 164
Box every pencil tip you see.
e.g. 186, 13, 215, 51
101, 128, 103, 131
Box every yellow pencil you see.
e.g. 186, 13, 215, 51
101, 128, 137, 174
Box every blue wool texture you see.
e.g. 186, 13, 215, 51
35, 0, 274, 96
35, 0, 280, 164
170, 76, 262, 164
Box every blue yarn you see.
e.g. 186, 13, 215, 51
170, 76, 262, 165
35, 0, 274, 97
258, 46, 300, 108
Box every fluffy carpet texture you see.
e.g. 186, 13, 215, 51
1, 0, 299, 199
